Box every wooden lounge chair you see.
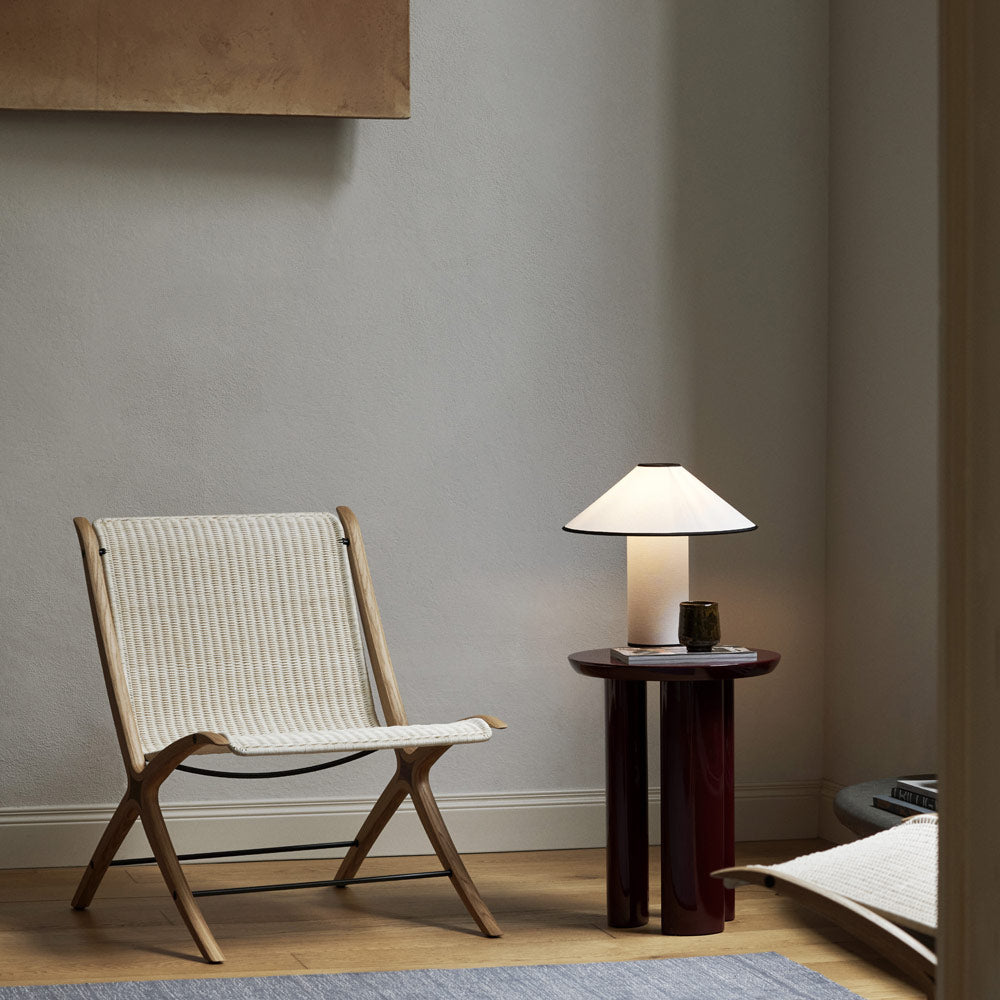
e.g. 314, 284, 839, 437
70, 509, 505, 962
715, 813, 937, 997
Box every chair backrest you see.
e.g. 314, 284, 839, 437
91, 512, 381, 756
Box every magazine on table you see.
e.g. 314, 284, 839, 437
610, 645, 756, 665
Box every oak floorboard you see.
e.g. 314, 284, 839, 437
0, 844, 925, 998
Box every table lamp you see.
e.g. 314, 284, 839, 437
563, 463, 756, 646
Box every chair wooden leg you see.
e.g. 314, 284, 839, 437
72, 791, 140, 910
335, 747, 501, 937
403, 748, 502, 938
334, 772, 409, 883
69, 734, 230, 961
139, 786, 225, 963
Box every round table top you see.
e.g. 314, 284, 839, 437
568, 648, 780, 682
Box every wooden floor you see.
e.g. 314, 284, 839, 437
0, 842, 924, 998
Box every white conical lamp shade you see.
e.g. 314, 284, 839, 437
564, 464, 756, 645
563, 464, 756, 536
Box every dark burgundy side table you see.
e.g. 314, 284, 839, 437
569, 648, 779, 935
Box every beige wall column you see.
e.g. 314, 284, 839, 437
940, 0, 1000, 995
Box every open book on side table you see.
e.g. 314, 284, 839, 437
610, 645, 757, 665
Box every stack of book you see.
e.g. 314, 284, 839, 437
872, 776, 938, 818
610, 645, 756, 665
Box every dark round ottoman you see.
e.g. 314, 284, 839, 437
833, 778, 908, 837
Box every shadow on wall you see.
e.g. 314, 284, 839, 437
1, 108, 358, 192
657, 4, 829, 783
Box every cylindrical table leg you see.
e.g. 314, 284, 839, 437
660, 679, 726, 935
723, 677, 735, 921
604, 678, 648, 928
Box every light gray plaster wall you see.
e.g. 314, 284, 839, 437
1, 3, 828, 829
825, 1, 939, 786
668, 5, 828, 784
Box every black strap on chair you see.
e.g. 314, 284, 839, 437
175, 747, 378, 779
114, 749, 453, 892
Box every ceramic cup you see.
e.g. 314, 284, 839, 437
678, 601, 720, 652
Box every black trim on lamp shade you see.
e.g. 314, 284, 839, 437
561, 524, 758, 537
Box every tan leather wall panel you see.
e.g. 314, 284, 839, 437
0, 0, 409, 117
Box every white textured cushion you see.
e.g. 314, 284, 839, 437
94, 512, 492, 756
221, 719, 494, 755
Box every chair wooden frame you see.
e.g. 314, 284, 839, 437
70, 507, 504, 963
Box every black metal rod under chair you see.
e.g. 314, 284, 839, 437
192, 869, 453, 897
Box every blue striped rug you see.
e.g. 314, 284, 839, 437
1, 953, 861, 999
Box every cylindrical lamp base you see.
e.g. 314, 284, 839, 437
626, 535, 689, 646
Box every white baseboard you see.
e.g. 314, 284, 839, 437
0, 780, 823, 870
732, 780, 822, 841
818, 778, 856, 843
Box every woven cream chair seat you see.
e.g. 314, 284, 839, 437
93, 513, 492, 758
716, 814, 937, 997
72, 508, 505, 963
164, 720, 494, 757
750, 813, 937, 935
